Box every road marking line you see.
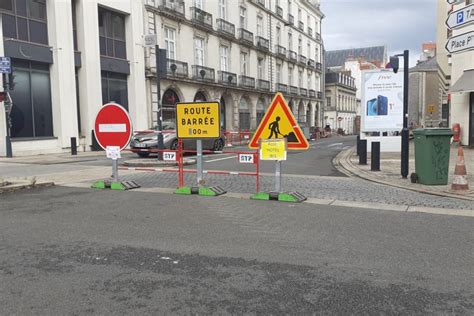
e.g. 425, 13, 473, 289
205, 155, 236, 163
327, 143, 343, 147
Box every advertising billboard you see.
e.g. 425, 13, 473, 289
362, 70, 404, 131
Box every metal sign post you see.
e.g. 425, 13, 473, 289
196, 139, 203, 185
275, 160, 282, 192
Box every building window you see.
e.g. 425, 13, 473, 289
288, 66, 293, 85
288, 0, 292, 15
239, 98, 250, 131
98, 8, 126, 59
298, 38, 302, 55
257, 57, 264, 80
164, 27, 176, 59
298, 70, 303, 87
257, 98, 265, 124
315, 47, 319, 62
239, 6, 246, 28
162, 89, 180, 122
257, 15, 263, 37
218, 0, 226, 19
298, 8, 301, 21
307, 15, 310, 27
1, 0, 48, 45
194, 0, 203, 9
307, 42, 311, 57
101, 71, 129, 111
288, 32, 293, 51
307, 73, 311, 90
276, 26, 281, 45
72, 0, 78, 51
276, 63, 281, 83
326, 97, 331, 108
194, 37, 204, 66
240, 51, 248, 75
220, 45, 228, 71
10, 60, 53, 138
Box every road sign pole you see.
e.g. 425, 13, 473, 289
197, 139, 203, 186
275, 160, 281, 192
155, 45, 164, 160
112, 158, 119, 183
401, 50, 409, 179
2, 73, 12, 158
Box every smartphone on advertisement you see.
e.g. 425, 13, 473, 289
377, 95, 388, 116
367, 98, 378, 116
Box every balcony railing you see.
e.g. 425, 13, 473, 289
257, 79, 270, 91
309, 89, 316, 98
298, 21, 304, 31
276, 83, 287, 93
288, 50, 297, 62
316, 62, 322, 72
299, 88, 307, 96
317, 91, 323, 99
256, 0, 265, 8
256, 36, 269, 52
276, 5, 283, 18
275, 45, 286, 58
290, 85, 298, 95
217, 19, 235, 38
298, 54, 307, 65
166, 59, 188, 78
192, 65, 215, 82
308, 59, 315, 68
288, 14, 294, 25
239, 75, 255, 89
238, 28, 254, 46
307, 26, 312, 37
218, 70, 237, 86
156, 0, 185, 17
315, 32, 321, 41
190, 7, 213, 30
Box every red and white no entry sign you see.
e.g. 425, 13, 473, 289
94, 103, 132, 150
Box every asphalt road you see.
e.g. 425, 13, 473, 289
1, 186, 473, 314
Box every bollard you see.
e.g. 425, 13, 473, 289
71, 137, 77, 155
356, 135, 360, 156
371, 141, 380, 171
359, 139, 367, 165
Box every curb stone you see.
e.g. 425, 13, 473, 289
0, 181, 55, 193
333, 147, 474, 202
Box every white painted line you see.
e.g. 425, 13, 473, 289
205, 155, 236, 163
327, 142, 343, 147
408, 206, 473, 217
98, 124, 126, 132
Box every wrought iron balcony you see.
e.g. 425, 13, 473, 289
308, 59, 315, 68
288, 14, 294, 25
275, 45, 286, 58
256, 0, 265, 8
309, 89, 316, 98
276, 6, 283, 18
276, 83, 287, 93
315, 32, 321, 41
218, 70, 237, 86
288, 50, 297, 62
317, 91, 323, 99
156, 0, 185, 17
299, 88, 307, 96
298, 21, 304, 31
217, 19, 235, 38
307, 26, 312, 37
256, 36, 269, 52
239, 75, 255, 89
190, 7, 213, 30
298, 54, 307, 65
290, 85, 298, 95
166, 59, 188, 78
257, 79, 270, 91
238, 28, 254, 46
192, 65, 215, 83
315, 62, 322, 72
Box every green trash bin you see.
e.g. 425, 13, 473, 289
413, 128, 453, 185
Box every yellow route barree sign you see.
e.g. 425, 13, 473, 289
176, 102, 220, 138
260, 138, 287, 161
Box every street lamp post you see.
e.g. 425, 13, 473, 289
390, 50, 409, 179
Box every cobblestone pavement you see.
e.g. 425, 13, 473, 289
120, 172, 474, 210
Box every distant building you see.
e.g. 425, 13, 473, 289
419, 42, 436, 62
324, 70, 357, 134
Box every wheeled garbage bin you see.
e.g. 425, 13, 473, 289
413, 128, 453, 185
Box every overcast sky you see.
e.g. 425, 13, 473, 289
320, 0, 437, 66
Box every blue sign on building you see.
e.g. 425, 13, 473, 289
457, 12, 464, 24
0, 57, 11, 74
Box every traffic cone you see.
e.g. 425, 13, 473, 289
451, 147, 469, 191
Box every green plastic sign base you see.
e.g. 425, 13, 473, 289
250, 191, 307, 203
250, 192, 271, 200
91, 180, 139, 190
175, 186, 226, 196
91, 180, 106, 189
175, 186, 192, 195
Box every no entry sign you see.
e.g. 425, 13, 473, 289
94, 103, 132, 150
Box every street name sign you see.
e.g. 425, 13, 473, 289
249, 93, 309, 150
0, 57, 11, 74
176, 102, 220, 138
260, 139, 287, 161
445, 30, 474, 54
94, 103, 132, 150
106, 146, 121, 160
446, 4, 474, 29
447, 0, 463, 4
144, 34, 157, 47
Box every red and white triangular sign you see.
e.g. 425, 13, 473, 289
249, 93, 309, 150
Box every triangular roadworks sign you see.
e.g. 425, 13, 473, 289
249, 93, 309, 150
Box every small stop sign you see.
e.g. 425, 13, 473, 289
94, 103, 132, 150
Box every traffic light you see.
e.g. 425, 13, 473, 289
389, 56, 399, 74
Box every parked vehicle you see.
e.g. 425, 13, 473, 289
130, 121, 226, 158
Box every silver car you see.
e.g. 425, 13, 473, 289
130, 121, 226, 158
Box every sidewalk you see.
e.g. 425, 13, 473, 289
335, 142, 474, 201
